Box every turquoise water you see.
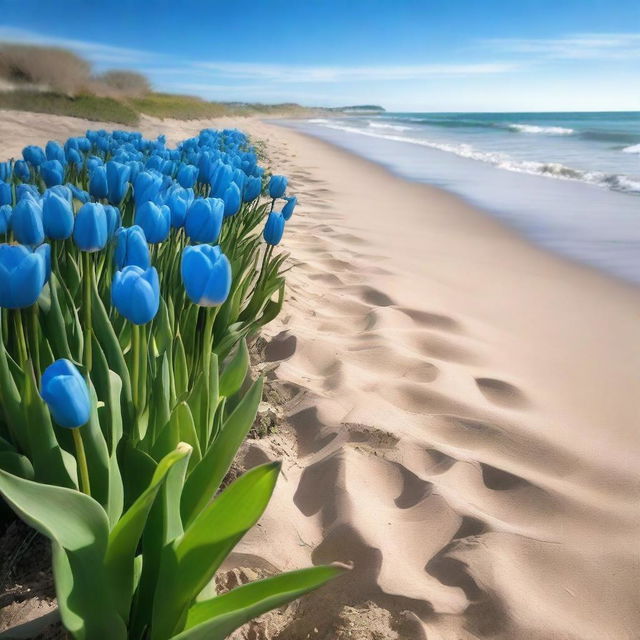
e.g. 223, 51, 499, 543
283, 112, 640, 284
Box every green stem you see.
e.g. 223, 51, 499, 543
13, 310, 29, 367
132, 323, 140, 415
72, 428, 91, 495
83, 252, 93, 372
29, 305, 41, 380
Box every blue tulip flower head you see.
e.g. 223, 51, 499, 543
263, 211, 285, 246
282, 196, 297, 221
40, 160, 64, 187
66, 148, 83, 167
184, 197, 223, 244
69, 184, 91, 204
268, 175, 287, 199
42, 191, 74, 240
89, 165, 108, 199
0, 205, 11, 234
104, 205, 122, 239
0, 243, 47, 308
0, 162, 11, 182
23, 145, 46, 167
45, 141, 66, 164
12, 197, 44, 246
177, 164, 198, 188
243, 176, 261, 203
223, 182, 241, 217
41, 359, 90, 428
134, 200, 170, 244
73, 203, 108, 252
166, 187, 194, 228
114, 225, 150, 270
112, 265, 160, 325
134, 170, 163, 206
14, 160, 30, 182
106, 160, 131, 205
0, 180, 11, 206
181, 244, 232, 307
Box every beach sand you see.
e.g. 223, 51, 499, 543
1, 110, 639, 639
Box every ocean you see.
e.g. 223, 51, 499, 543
281, 111, 640, 284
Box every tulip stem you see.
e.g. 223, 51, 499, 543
13, 310, 29, 368
83, 252, 93, 372
132, 323, 140, 415
72, 428, 91, 495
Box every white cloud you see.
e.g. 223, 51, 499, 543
484, 33, 640, 60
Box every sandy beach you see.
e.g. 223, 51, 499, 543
1, 110, 639, 639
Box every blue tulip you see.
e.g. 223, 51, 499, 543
14, 160, 30, 181
106, 161, 131, 205
0, 205, 11, 234
223, 182, 241, 217
45, 141, 66, 164
73, 203, 108, 252
69, 184, 91, 204
49, 185, 72, 202
177, 164, 198, 188
114, 225, 150, 270
243, 176, 262, 202
104, 205, 121, 239
166, 187, 194, 228
40, 359, 90, 428
41, 160, 64, 187
0, 243, 46, 308
268, 175, 287, 198
134, 201, 170, 243
0, 181, 11, 206
23, 145, 46, 167
112, 265, 160, 325
282, 196, 297, 221
263, 211, 285, 245
17, 184, 40, 201
42, 191, 74, 240
210, 161, 234, 197
12, 198, 44, 246
89, 166, 108, 199
134, 170, 163, 206
0, 162, 11, 182
184, 198, 223, 244
181, 244, 232, 307
86, 156, 103, 173
66, 148, 83, 167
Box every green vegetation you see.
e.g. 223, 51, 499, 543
0, 90, 140, 125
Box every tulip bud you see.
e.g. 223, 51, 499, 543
184, 197, 223, 244
268, 175, 287, 199
106, 160, 131, 205
134, 170, 163, 206
166, 187, 194, 228
223, 182, 241, 217
112, 265, 160, 325
23, 145, 46, 167
243, 176, 262, 202
12, 197, 44, 246
14, 160, 30, 182
134, 200, 170, 243
177, 164, 198, 189
41, 160, 64, 188
40, 359, 90, 428
0, 243, 46, 308
42, 191, 74, 240
45, 141, 66, 164
73, 203, 108, 252
0, 181, 11, 207
104, 205, 122, 239
282, 196, 297, 221
181, 244, 232, 307
89, 166, 108, 199
114, 225, 150, 270
263, 211, 285, 246
0, 205, 11, 234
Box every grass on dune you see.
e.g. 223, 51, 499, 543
0, 90, 140, 125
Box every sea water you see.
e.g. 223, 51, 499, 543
281, 112, 640, 284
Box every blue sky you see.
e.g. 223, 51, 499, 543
0, 0, 638, 111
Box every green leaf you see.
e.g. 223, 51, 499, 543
105, 443, 192, 622
174, 335, 188, 398
0, 469, 127, 640
177, 565, 346, 640
0, 330, 28, 453
181, 376, 264, 527
151, 461, 281, 640
43, 274, 72, 360
219, 339, 249, 398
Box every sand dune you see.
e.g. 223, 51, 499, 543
1, 110, 639, 639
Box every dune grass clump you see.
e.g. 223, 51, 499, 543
0, 128, 341, 638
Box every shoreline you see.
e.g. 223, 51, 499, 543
1, 110, 639, 639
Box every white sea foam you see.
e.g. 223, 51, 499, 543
368, 121, 412, 132
508, 123, 575, 135
622, 143, 640, 154
311, 121, 640, 194
307, 118, 331, 124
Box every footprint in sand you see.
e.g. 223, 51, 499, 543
475, 377, 529, 409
